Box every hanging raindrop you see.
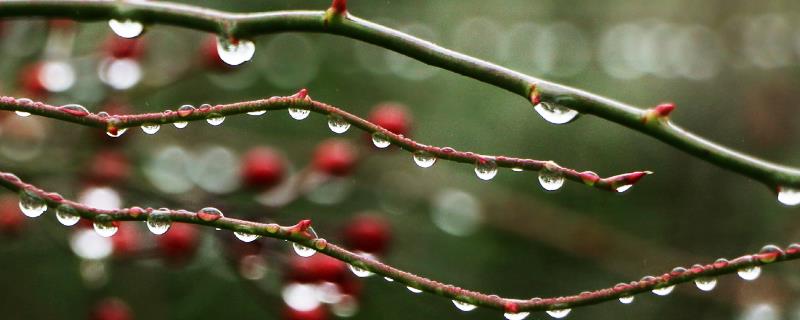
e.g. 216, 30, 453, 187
452, 300, 477, 312
694, 277, 717, 291
327, 115, 351, 134
474, 158, 498, 180
288, 108, 310, 120
106, 127, 128, 137
55, 205, 80, 226
533, 102, 579, 124
546, 309, 571, 319
413, 150, 436, 168
234, 231, 259, 242
538, 169, 565, 191
651, 284, 675, 296
108, 19, 144, 38
247, 110, 267, 116
92, 214, 118, 237
146, 209, 171, 235
141, 123, 161, 135
737, 266, 761, 281
206, 114, 225, 126
348, 264, 374, 278
216, 37, 256, 66
15, 111, 31, 117
18, 191, 47, 218
777, 187, 800, 206
504, 312, 530, 320
406, 286, 422, 293
371, 133, 391, 148
619, 295, 634, 304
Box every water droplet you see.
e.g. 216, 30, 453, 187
177, 104, 195, 117
546, 309, 571, 318
384, 277, 394, 282
234, 231, 259, 242
106, 127, 128, 137
146, 209, 171, 235
452, 300, 477, 312
413, 150, 436, 168
348, 264, 373, 278
758, 244, 784, 263
18, 191, 47, 218
293, 242, 317, 258
504, 312, 530, 320
406, 286, 422, 293
92, 214, 118, 237
619, 295, 634, 304
247, 110, 266, 116
371, 133, 391, 148
15, 111, 31, 117
108, 19, 144, 38
206, 114, 225, 126
538, 170, 565, 191
59, 104, 89, 117
327, 115, 351, 134
615, 184, 634, 193
533, 102, 579, 124
288, 108, 310, 120
55, 205, 80, 226
197, 207, 223, 222
511, 167, 524, 172
694, 277, 717, 291
16, 98, 33, 105
173, 121, 188, 129
474, 158, 498, 180
737, 266, 761, 281
651, 284, 675, 296
141, 123, 160, 135
777, 187, 800, 206
216, 37, 256, 66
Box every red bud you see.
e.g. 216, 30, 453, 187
653, 103, 675, 117
331, 0, 347, 14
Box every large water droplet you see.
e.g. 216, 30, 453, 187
371, 133, 391, 148
533, 102, 579, 124
406, 286, 422, 293
15, 111, 31, 117
55, 204, 80, 226
173, 121, 188, 129
206, 114, 225, 126
538, 170, 565, 191
92, 214, 118, 237
141, 123, 160, 135
288, 108, 310, 120
293, 242, 317, 258
146, 209, 171, 235
546, 309, 571, 318
177, 104, 195, 117
197, 207, 223, 222
60, 104, 90, 117
106, 127, 128, 137
327, 115, 350, 134
619, 295, 634, 304
247, 110, 267, 116
758, 244, 784, 263
694, 277, 717, 291
234, 231, 260, 242
474, 159, 498, 180
108, 19, 144, 38
651, 284, 675, 296
737, 266, 761, 281
348, 264, 374, 278
413, 151, 436, 168
452, 300, 477, 312
504, 312, 530, 320
777, 187, 800, 206
216, 37, 256, 66
18, 191, 47, 218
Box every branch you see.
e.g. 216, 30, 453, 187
1, 171, 797, 315
0, 94, 650, 192
0, 1, 797, 197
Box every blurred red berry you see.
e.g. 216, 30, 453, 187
283, 306, 328, 320
111, 223, 139, 257
49, 19, 76, 30
156, 223, 199, 264
19, 62, 47, 98
0, 195, 24, 235
287, 254, 348, 284
337, 276, 363, 297
90, 298, 132, 320
368, 103, 411, 136
104, 35, 146, 59
200, 35, 230, 71
342, 214, 391, 255
312, 138, 358, 177
241, 147, 286, 190
87, 150, 131, 185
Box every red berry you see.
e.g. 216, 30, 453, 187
19, 62, 47, 98
200, 35, 231, 71
156, 223, 199, 264
49, 19, 76, 30
312, 138, 358, 177
337, 276, 363, 297
283, 305, 328, 320
111, 223, 139, 257
368, 103, 411, 136
0, 194, 24, 235
342, 214, 392, 255
86, 150, 131, 185
287, 254, 348, 284
241, 147, 286, 190
90, 298, 132, 320
104, 35, 146, 59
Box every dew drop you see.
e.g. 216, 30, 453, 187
694, 277, 717, 291
247, 110, 266, 116
177, 104, 196, 117
384, 277, 394, 282
504, 312, 530, 320
615, 184, 634, 193
234, 231, 260, 242
533, 102, 579, 124
146, 209, 171, 235
406, 286, 422, 293
538, 170, 565, 191
108, 19, 144, 38
758, 244, 784, 263
777, 187, 800, 206
293, 242, 317, 258
413, 151, 436, 168
619, 295, 634, 304
452, 300, 477, 312
141, 123, 161, 135
92, 214, 118, 237
474, 158, 498, 181
16, 98, 33, 105
55, 205, 80, 226
18, 191, 47, 218
371, 133, 391, 148
288, 108, 310, 120
106, 127, 128, 137
206, 114, 225, 126
173, 121, 188, 129
348, 264, 374, 278
651, 284, 675, 296
546, 309, 571, 318
327, 115, 350, 134
59, 104, 90, 117
197, 207, 223, 222
737, 266, 761, 281
15, 111, 31, 117
216, 37, 256, 66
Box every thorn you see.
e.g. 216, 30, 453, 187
529, 84, 541, 106
330, 0, 347, 14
